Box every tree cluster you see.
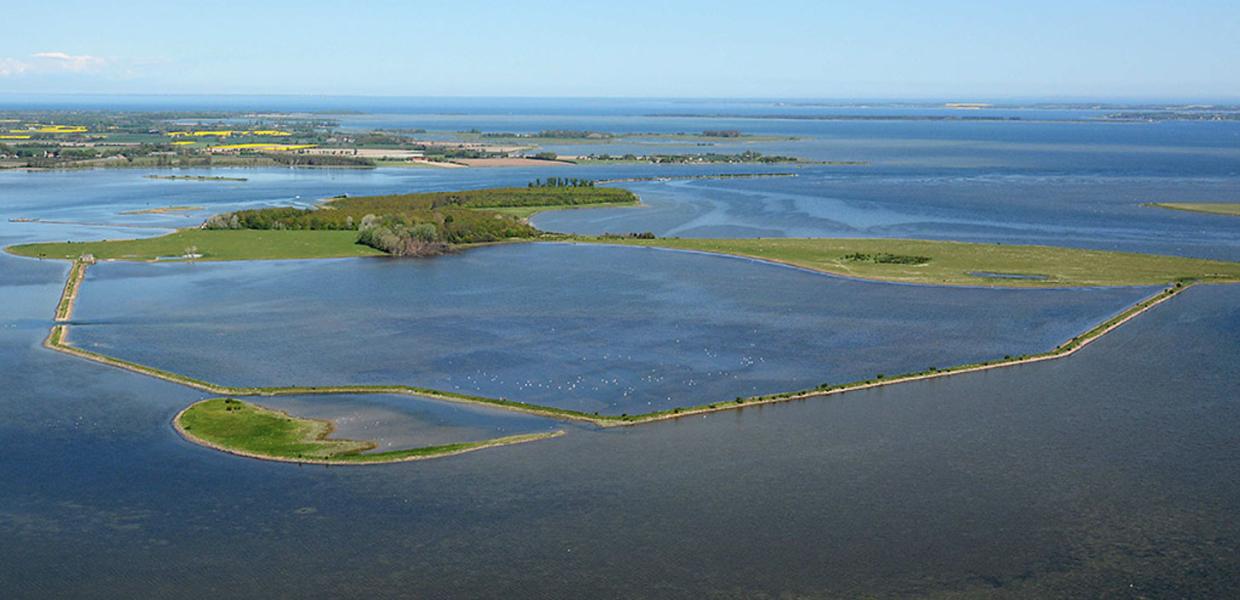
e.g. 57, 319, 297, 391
356, 214, 450, 256
528, 177, 594, 188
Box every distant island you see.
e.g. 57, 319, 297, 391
146, 175, 248, 182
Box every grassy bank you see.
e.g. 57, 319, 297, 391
55, 259, 88, 320
8, 229, 386, 261
589, 237, 1240, 287
1147, 202, 1240, 217
175, 398, 563, 464
16, 233, 1240, 287
490, 199, 641, 219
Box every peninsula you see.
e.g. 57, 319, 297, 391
1147, 202, 1240, 217
174, 398, 563, 465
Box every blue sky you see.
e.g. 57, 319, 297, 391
2, 0, 1238, 99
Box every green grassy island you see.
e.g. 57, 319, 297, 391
11, 187, 1239, 287
591, 237, 1240, 287
10, 183, 637, 260
175, 398, 563, 465
1147, 202, 1240, 217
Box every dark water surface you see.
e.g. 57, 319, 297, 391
1, 252, 1238, 597
69, 245, 1150, 415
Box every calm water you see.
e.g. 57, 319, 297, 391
2, 99, 1239, 597
1, 252, 1237, 597
69, 245, 1150, 415
537, 174, 1240, 259
3, 166, 1239, 262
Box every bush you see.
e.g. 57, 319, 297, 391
200, 186, 636, 248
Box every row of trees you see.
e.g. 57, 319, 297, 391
599, 232, 657, 239
585, 151, 798, 164
204, 203, 537, 243
841, 252, 931, 265
528, 177, 595, 188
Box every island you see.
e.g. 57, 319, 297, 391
10, 181, 1240, 464
174, 398, 562, 465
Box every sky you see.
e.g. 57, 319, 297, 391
1, 0, 1238, 100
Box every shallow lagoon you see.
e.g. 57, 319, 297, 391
71, 243, 1153, 415
252, 393, 561, 452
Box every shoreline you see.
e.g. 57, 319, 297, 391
42, 259, 1200, 434
573, 239, 1240, 288
1144, 202, 1240, 217
171, 399, 565, 466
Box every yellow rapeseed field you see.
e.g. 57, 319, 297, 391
12, 124, 89, 134
210, 143, 317, 152
169, 129, 293, 137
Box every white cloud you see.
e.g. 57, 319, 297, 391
32, 51, 107, 72
0, 51, 108, 76
0, 58, 31, 76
